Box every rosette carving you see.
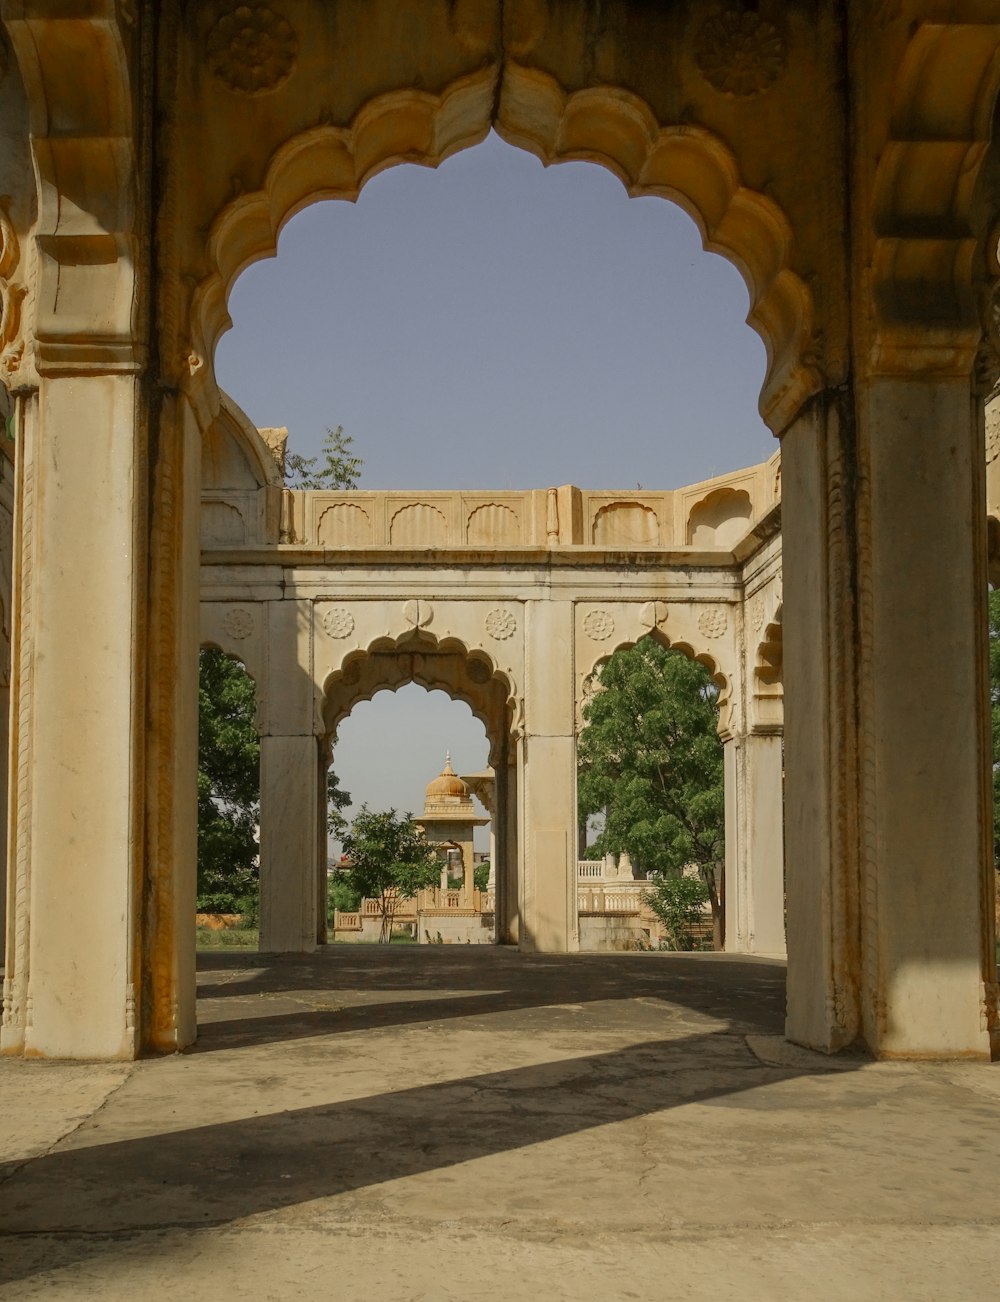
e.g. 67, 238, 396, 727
583, 609, 615, 642
693, 9, 785, 97
321, 607, 355, 640
207, 3, 298, 95
485, 608, 517, 641
222, 607, 254, 640
697, 606, 728, 639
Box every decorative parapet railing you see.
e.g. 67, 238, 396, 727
577, 883, 649, 915
333, 910, 361, 931
202, 453, 781, 553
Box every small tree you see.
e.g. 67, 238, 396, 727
577, 638, 726, 947
340, 807, 440, 942
285, 424, 363, 490
644, 873, 711, 950
474, 862, 490, 892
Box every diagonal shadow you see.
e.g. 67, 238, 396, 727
193, 949, 789, 1051
0, 1028, 860, 1286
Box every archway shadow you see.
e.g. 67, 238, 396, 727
192, 947, 790, 1051
0, 1024, 863, 1286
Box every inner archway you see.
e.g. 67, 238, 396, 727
329, 685, 494, 946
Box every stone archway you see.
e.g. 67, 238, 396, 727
2, 3, 999, 1060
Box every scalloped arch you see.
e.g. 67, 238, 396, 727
871, 23, 1000, 371
191, 67, 820, 434
579, 628, 731, 735
321, 630, 517, 760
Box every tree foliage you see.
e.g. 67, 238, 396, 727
643, 873, 711, 950
285, 424, 363, 490
197, 648, 260, 914
198, 648, 351, 917
577, 637, 725, 946
339, 807, 440, 942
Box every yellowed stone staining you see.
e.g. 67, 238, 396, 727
0, 198, 23, 377
321, 607, 354, 640
693, 8, 785, 97
485, 608, 517, 641
697, 605, 728, 639
583, 609, 615, 642
207, 2, 298, 96
221, 607, 254, 640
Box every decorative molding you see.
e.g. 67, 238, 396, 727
697, 606, 728, 639
221, 607, 254, 639
583, 609, 615, 642
485, 608, 517, 641
693, 9, 785, 98
321, 606, 355, 640
403, 599, 433, 630
749, 594, 765, 633
639, 600, 668, 633
207, 2, 298, 96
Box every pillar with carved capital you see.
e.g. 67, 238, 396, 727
518, 600, 578, 952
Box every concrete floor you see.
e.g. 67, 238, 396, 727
1, 947, 999, 1301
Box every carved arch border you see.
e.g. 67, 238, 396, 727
871, 22, 1000, 372
576, 621, 732, 739
321, 629, 519, 768
190, 66, 820, 433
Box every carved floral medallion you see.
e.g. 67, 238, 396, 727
321, 607, 355, 640
485, 608, 517, 641
693, 9, 785, 97
749, 594, 765, 633
221, 607, 254, 640
697, 606, 728, 639
207, 3, 298, 95
583, 609, 615, 641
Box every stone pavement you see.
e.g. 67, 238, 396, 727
1, 947, 999, 1300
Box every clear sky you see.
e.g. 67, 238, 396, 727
214, 130, 774, 848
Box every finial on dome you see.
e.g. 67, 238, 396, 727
444, 751, 453, 771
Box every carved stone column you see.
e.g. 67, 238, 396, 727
257, 597, 322, 953
519, 600, 578, 952
782, 381, 998, 1059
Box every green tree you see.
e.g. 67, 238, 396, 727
577, 637, 726, 947
643, 873, 711, 950
197, 648, 260, 915
285, 424, 363, 490
474, 862, 490, 892
340, 807, 440, 942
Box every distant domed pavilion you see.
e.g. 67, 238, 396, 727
415, 753, 490, 899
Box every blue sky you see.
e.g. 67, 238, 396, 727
214, 130, 773, 846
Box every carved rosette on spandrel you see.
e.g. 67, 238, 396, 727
692, 8, 786, 98
207, 2, 298, 96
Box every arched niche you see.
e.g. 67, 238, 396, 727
687, 488, 753, 548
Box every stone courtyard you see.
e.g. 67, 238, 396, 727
2, 947, 998, 1300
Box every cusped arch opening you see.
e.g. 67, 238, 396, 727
192, 72, 819, 436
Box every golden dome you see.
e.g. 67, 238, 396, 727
425, 752, 468, 801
